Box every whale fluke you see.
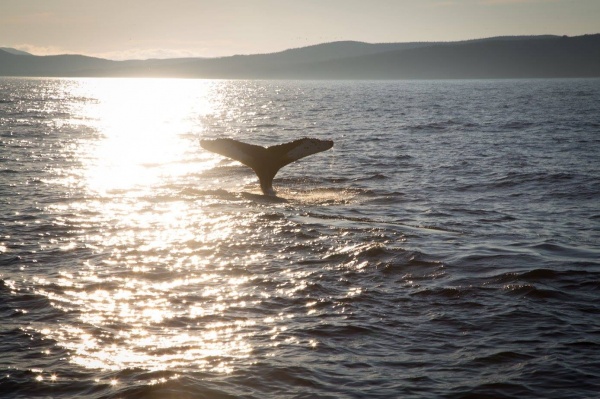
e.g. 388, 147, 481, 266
200, 138, 334, 195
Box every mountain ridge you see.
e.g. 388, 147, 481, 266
0, 47, 33, 56
1, 34, 599, 79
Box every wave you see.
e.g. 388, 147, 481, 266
456, 171, 600, 202
352, 173, 388, 181
491, 171, 579, 188
499, 120, 536, 130
251, 123, 281, 129
177, 188, 245, 200
493, 267, 600, 292
411, 286, 467, 299
409, 119, 481, 132
324, 241, 444, 276
362, 191, 407, 205
496, 266, 600, 281
470, 350, 536, 365
445, 382, 537, 399
106, 375, 236, 399
502, 283, 569, 300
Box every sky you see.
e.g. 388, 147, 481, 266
1, 0, 599, 60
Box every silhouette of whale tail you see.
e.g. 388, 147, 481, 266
200, 138, 334, 195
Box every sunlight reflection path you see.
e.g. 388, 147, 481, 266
30, 79, 338, 375
36, 79, 268, 373
73, 78, 218, 193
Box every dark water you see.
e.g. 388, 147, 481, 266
1, 77, 599, 398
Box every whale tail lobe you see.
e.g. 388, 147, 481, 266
200, 138, 334, 195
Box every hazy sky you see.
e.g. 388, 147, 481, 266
1, 0, 599, 59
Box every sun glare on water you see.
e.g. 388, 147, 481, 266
74, 78, 218, 193
35, 79, 272, 373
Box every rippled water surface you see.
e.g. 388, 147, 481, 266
1, 78, 599, 398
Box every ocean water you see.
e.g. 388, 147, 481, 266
0, 77, 599, 399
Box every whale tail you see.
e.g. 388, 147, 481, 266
200, 138, 334, 195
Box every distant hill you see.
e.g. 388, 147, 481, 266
274, 34, 600, 79
0, 47, 32, 56
1, 35, 599, 79
0, 51, 118, 77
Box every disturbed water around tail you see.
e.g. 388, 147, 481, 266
1, 78, 599, 398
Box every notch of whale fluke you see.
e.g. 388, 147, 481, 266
200, 138, 334, 196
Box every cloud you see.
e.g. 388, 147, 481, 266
95, 48, 203, 61
9, 43, 68, 56
428, 0, 560, 5
0, 12, 58, 26
5, 44, 211, 60
430, 1, 460, 6
478, 0, 559, 4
